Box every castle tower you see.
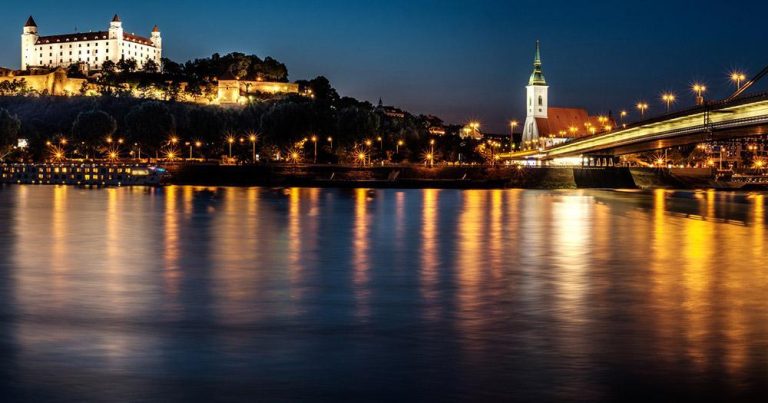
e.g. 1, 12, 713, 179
521, 41, 549, 147
108, 14, 124, 63
151, 25, 162, 70
21, 16, 39, 70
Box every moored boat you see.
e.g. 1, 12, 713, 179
0, 163, 168, 186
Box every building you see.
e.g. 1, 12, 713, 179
0, 68, 89, 96
21, 15, 162, 72
520, 41, 613, 149
217, 72, 300, 104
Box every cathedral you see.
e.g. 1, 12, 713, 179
21, 15, 162, 72
521, 41, 612, 150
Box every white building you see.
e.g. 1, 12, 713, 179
21, 15, 161, 72
520, 41, 612, 150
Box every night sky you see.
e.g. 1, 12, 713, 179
1, 0, 767, 132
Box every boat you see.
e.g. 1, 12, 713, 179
709, 170, 768, 190
0, 163, 168, 186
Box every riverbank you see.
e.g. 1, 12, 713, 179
166, 164, 717, 190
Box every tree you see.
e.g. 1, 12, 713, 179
0, 108, 21, 159
125, 102, 175, 155
143, 59, 159, 73
117, 58, 138, 73
102, 60, 117, 75
72, 110, 117, 158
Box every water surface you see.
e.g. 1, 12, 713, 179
0, 186, 766, 402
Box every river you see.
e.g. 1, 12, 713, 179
0, 186, 766, 402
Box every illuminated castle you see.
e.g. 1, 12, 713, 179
21, 15, 162, 71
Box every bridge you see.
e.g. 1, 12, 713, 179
503, 64, 768, 161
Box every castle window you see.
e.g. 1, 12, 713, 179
538, 95, 543, 106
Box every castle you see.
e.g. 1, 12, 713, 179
521, 41, 613, 149
21, 15, 162, 71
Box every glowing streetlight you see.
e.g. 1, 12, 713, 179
692, 83, 707, 105
311, 135, 318, 163
396, 140, 404, 154
327, 136, 333, 151
620, 110, 628, 127
227, 136, 235, 158
509, 120, 518, 152
377, 136, 383, 151
249, 133, 259, 162
731, 72, 747, 90
636, 102, 649, 118
661, 93, 676, 112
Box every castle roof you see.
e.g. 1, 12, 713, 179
112, 14, 121, 23
535, 107, 613, 138
37, 31, 110, 44
35, 31, 155, 46
25, 16, 37, 27
152, 25, 160, 33
123, 32, 154, 45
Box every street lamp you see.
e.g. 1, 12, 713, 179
311, 135, 318, 163
620, 110, 627, 127
692, 83, 707, 106
661, 93, 676, 113
636, 102, 649, 118
396, 140, 404, 154
227, 136, 235, 158
249, 133, 258, 163
509, 120, 518, 152
327, 136, 333, 151
731, 72, 746, 90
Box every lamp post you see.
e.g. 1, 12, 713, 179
186, 142, 193, 159
327, 136, 333, 152
636, 102, 649, 118
731, 72, 746, 90
692, 83, 706, 106
396, 140, 403, 154
377, 136, 383, 152
661, 93, 676, 113
509, 120, 518, 152
620, 110, 627, 127
227, 137, 235, 158
365, 139, 372, 164
250, 134, 258, 162
311, 135, 318, 163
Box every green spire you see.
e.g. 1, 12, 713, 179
528, 40, 546, 86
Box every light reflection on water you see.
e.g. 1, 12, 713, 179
0, 185, 767, 402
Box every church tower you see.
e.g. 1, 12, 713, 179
21, 16, 39, 70
521, 41, 548, 147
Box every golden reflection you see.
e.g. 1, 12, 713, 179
51, 185, 68, 274
353, 188, 371, 318
455, 190, 485, 348
288, 187, 302, 285
552, 195, 591, 327
487, 190, 503, 275
680, 207, 715, 371
163, 186, 181, 295
420, 189, 439, 317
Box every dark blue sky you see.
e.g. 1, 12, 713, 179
1, 0, 767, 131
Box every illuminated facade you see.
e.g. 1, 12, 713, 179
520, 41, 612, 149
21, 15, 162, 71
